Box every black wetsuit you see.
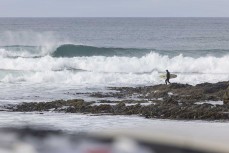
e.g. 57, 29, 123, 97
165, 71, 171, 85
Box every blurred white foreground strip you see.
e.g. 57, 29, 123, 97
0, 127, 228, 153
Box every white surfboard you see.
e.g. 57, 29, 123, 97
160, 74, 177, 79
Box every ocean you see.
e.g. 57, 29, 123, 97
0, 18, 229, 132
0, 18, 229, 104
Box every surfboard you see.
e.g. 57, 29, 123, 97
160, 74, 177, 79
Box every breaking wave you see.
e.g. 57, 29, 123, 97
52, 44, 151, 57
0, 44, 152, 58
0, 52, 229, 85
1, 44, 229, 58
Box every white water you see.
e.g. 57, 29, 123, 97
0, 53, 229, 85
0, 31, 67, 56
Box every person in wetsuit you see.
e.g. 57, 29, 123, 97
165, 70, 171, 85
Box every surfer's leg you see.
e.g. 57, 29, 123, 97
165, 79, 168, 85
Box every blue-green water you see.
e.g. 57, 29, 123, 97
1, 18, 229, 56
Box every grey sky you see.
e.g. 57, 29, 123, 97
1, 0, 229, 17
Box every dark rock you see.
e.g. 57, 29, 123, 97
168, 83, 192, 89
223, 86, 229, 104
5, 81, 229, 121
196, 82, 229, 94
164, 97, 178, 105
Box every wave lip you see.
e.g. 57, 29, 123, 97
52, 44, 229, 58
0, 44, 151, 58
1, 44, 229, 58
52, 44, 151, 57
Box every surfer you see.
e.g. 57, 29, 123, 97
165, 70, 171, 85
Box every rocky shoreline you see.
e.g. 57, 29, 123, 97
4, 81, 229, 120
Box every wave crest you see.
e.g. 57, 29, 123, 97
0, 44, 151, 58
52, 44, 150, 57
1, 44, 229, 58
0, 52, 229, 85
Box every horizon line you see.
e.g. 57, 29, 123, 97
1, 16, 229, 18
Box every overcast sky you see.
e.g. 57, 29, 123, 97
1, 0, 229, 17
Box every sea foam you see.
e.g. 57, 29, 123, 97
0, 52, 228, 85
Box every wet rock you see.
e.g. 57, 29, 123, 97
116, 101, 126, 108
113, 82, 229, 103
223, 86, 229, 104
168, 83, 192, 89
90, 92, 116, 98
7, 98, 229, 120
164, 97, 178, 105
13, 99, 89, 112
5, 81, 229, 121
